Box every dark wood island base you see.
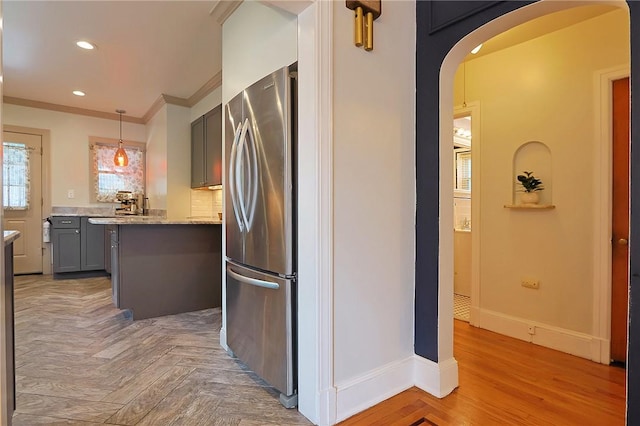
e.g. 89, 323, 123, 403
107, 223, 222, 320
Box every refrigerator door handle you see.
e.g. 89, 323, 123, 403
236, 119, 251, 230
229, 122, 244, 231
228, 267, 280, 290
244, 122, 259, 230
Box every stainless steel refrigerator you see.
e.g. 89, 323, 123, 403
224, 64, 297, 408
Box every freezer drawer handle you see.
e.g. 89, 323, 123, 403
228, 268, 280, 290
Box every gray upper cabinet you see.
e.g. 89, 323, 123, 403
191, 104, 222, 188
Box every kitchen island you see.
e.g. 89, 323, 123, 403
3, 230, 20, 417
88, 217, 222, 320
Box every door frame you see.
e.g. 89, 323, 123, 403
594, 66, 630, 363
453, 102, 482, 326
3, 125, 52, 275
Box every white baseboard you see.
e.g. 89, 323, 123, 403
335, 356, 415, 423
413, 356, 458, 398
477, 308, 607, 362
316, 386, 338, 426
334, 355, 460, 424
219, 326, 228, 352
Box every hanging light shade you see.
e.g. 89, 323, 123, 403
114, 109, 129, 167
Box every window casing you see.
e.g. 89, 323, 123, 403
89, 136, 145, 203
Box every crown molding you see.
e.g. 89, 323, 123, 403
3, 96, 144, 124
210, 0, 243, 24
188, 71, 222, 106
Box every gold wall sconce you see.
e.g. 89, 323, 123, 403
346, 1, 381, 51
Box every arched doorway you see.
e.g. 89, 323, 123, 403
415, 0, 637, 420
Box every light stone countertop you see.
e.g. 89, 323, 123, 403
51, 213, 120, 218
88, 216, 222, 225
4, 230, 21, 245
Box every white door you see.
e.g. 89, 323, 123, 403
3, 131, 43, 274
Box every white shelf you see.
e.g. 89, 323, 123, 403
504, 204, 556, 210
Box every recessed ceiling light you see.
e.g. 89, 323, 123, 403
73, 90, 86, 97
76, 40, 95, 50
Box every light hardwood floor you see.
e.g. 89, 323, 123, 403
339, 320, 626, 425
11, 274, 311, 425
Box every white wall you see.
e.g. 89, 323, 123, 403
332, 0, 415, 409
453, 10, 629, 336
190, 86, 221, 122
165, 104, 191, 219
3, 104, 146, 207
222, 1, 297, 104
146, 105, 168, 211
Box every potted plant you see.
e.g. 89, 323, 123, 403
517, 171, 544, 204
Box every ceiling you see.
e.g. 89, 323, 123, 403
465, 4, 619, 60
3, 1, 224, 120
1, 2, 620, 122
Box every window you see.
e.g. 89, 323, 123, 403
3, 142, 31, 210
455, 149, 471, 191
90, 137, 145, 203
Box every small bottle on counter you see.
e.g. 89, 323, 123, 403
142, 197, 150, 216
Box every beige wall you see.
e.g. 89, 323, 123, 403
454, 9, 629, 334
3, 104, 146, 207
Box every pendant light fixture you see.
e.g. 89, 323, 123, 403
114, 109, 128, 167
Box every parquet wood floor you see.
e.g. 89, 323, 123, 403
11, 274, 311, 425
339, 320, 626, 426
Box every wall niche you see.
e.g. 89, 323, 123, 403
510, 141, 553, 208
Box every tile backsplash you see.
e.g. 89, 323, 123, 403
190, 189, 223, 217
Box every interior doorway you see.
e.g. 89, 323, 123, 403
453, 113, 472, 323
441, 0, 629, 375
3, 131, 42, 274
2, 125, 51, 275
611, 76, 630, 364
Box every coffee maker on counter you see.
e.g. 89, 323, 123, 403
115, 190, 141, 215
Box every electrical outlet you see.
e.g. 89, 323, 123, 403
521, 279, 539, 289
527, 325, 536, 335
67, 189, 75, 199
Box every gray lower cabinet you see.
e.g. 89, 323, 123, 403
4, 241, 15, 413
51, 216, 105, 274
108, 225, 120, 307
81, 217, 105, 270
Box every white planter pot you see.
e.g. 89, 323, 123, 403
520, 191, 540, 205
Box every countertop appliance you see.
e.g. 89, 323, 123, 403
115, 191, 139, 215
225, 64, 297, 408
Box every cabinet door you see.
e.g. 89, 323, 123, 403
204, 104, 222, 186
80, 217, 105, 271
191, 116, 206, 188
52, 228, 81, 273
104, 227, 112, 274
